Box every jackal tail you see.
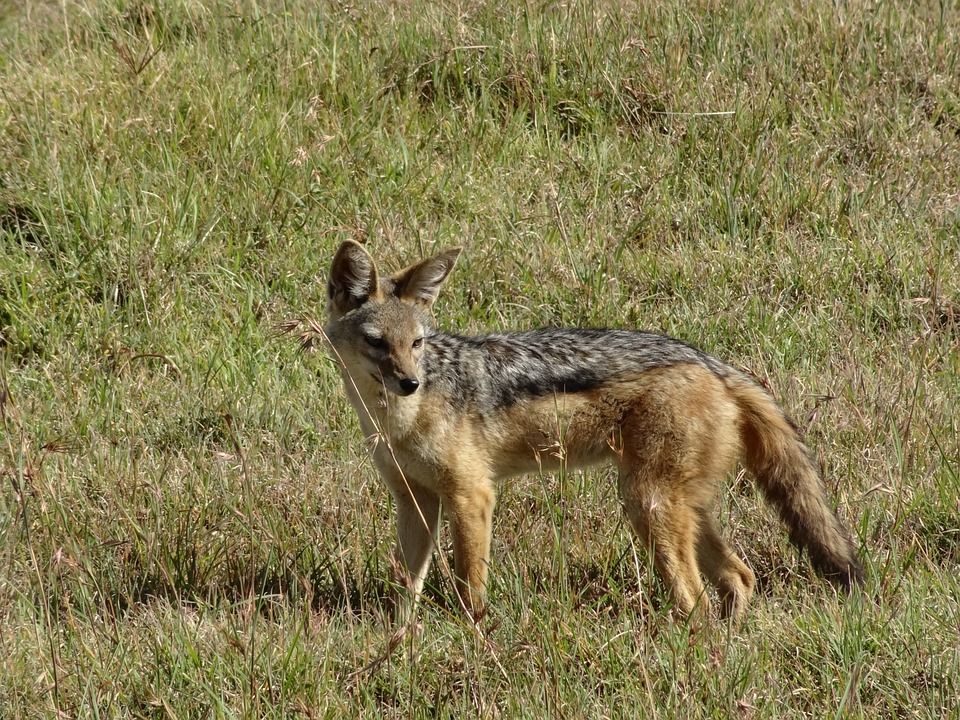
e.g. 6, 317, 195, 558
727, 374, 865, 590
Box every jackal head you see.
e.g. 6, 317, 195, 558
324, 240, 461, 397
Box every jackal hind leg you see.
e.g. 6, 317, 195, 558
695, 509, 756, 620
614, 365, 744, 620
392, 480, 442, 624
624, 494, 710, 617
445, 478, 496, 618
616, 414, 716, 620
618, 464, 711, 619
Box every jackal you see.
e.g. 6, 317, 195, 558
323, 240, 863, 622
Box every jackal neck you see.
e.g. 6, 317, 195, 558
340, 368, 424, 441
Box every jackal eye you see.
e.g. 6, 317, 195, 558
412, 337, 424, 349
364, 335, 387, 350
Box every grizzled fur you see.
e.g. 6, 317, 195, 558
422, 329, 731, 411
323, 240, 865, 625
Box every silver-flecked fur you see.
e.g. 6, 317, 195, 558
422, 328, 731, 412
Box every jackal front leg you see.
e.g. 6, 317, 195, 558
392, 481, 441, 625
446, 479, 497, 618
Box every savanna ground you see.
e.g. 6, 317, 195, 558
1, 0, 959, 716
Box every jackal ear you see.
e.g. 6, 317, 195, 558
391, 247, 461, 307
327, 240, 380, 312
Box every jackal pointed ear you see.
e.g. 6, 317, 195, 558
391, 247, 462, 307
327, 240, 381, 313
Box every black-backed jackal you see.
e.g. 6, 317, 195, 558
323, 240, 863, 623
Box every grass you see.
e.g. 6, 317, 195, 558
1, 0, 959, 716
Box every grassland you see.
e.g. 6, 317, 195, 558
1, 0, 958, 716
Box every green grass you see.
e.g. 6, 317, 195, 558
1, 0, 959, 716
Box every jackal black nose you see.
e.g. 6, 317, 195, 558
398, 377, 420, 395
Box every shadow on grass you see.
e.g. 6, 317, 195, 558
0, 202, 47, 247
64, 550, 394, 624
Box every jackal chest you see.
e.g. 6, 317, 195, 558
369, 411, 466, 493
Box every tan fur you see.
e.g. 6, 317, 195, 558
323, 241, 864, 624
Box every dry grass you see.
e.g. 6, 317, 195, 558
1, 0, 958, 716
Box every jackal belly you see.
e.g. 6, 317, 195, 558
482, 390, 625, 478
481, 366, 737, 481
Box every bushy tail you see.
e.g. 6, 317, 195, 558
726, 374, 865, 590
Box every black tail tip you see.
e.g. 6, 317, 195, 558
827, 557, 866, 593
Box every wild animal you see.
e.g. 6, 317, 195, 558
322, 240, 864, 623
